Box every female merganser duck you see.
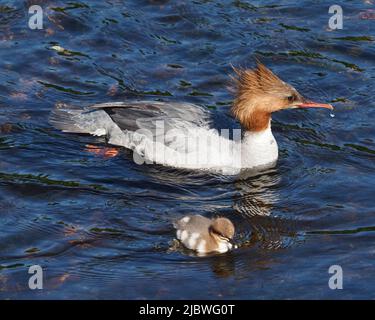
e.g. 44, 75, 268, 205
50, 62, 333, 175
174, 215, 235, 254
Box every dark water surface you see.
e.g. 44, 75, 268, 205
0, 0, 374, 299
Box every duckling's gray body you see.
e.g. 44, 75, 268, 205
174, 215, 211, 235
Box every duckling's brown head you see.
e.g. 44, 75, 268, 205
210, 217, 235, 241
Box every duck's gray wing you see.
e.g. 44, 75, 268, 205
90, 101, 211, 133
50, 100, 211, 140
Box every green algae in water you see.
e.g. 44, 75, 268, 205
25, 247, 40, 254
333, 36, 373, 42
51, 2, 89, 13
141, 90, 173, 96
37, 81, 95, 96
50, 45, 90, 58
0, 172, 108, 190
90, 227, 123, 234
0, 263, 24, 270
189, 91, 213, 97
179, 80, 192, 87
279, 23, 310, 32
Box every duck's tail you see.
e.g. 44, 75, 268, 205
49, 103, 110, 136
49, 103, 89, 133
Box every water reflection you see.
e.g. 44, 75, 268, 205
235, 168, 281, 217
233, 169, 302, 251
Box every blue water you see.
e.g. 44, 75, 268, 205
0, 0, 374, 299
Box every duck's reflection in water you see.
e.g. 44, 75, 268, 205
233, 168, 302, 250
234, 168, 281, 217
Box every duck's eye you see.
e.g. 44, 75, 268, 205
287, 95, 296, 102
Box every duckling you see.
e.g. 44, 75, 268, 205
174, 215, 235, 254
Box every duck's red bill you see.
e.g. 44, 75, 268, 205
297, 101, 334, 110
